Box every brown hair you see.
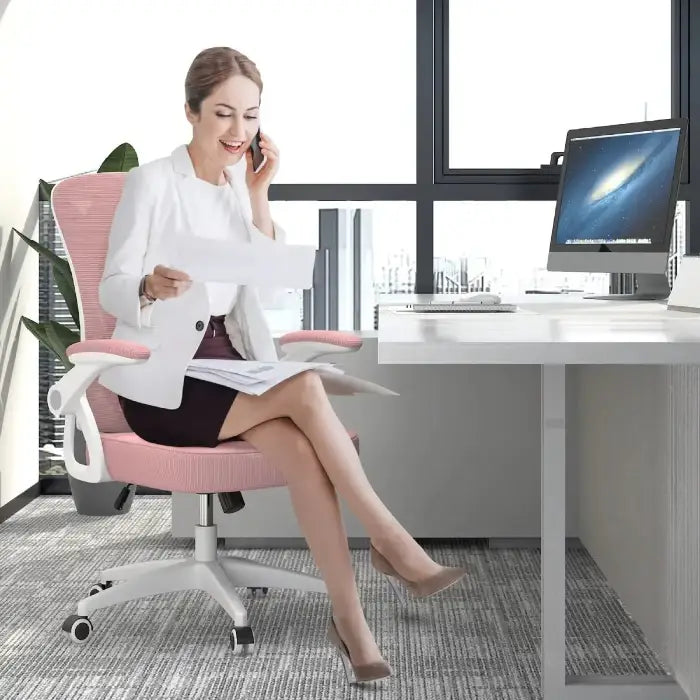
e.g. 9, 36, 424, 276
185, 47, 263, 114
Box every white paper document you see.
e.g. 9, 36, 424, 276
184, 359, 399, 397
185, 359, 344, 396
169, 234, 317, 288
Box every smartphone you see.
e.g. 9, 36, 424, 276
250, 129, 264, 173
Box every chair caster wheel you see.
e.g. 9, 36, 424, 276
247, 586, 269, 598
88, 581, 113, 596
62, 614, 93, 643
230, 625, 254, 653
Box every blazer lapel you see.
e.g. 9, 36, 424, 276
168, 144, 277, 362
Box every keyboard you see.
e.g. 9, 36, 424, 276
405, 302, 518, 313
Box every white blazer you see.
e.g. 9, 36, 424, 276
97, 144, 290, 409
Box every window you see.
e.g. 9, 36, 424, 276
2, 0, 415, 184
447, 0, 672, 170
433, 201, 609, 295
668, 201, 688, 284
265, 201, 415, 332
433, 200, 687, 296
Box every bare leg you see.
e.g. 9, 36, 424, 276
217, 372, 442, 584
238, 416, 385, 667
289, 379, 444, 582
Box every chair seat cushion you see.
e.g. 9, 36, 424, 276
100, 430, 359, 493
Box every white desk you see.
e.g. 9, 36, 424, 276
377, 293, 697, 700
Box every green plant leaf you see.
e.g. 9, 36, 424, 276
38, 179, 55, 202
12, 227, 72, 280
46, 321, 78, 371
21, 317, 78, 371
13, 226, 80, 326
98, 143, 139, 172
21, 317, 69, 369
21, 316, 52, 350
48, 320, 81, 349
53, 265, 80, 328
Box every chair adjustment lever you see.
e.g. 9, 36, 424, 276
114, 483, 136, 511
218, 491, 246, 514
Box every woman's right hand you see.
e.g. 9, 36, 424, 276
144, 265, 192, 300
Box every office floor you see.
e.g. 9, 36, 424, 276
0, 496, 671, 700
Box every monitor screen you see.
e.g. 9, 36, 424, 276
553, 126, 682, 248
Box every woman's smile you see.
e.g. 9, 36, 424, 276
220, 138, 244, 154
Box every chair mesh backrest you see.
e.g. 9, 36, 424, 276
51, 172, 131, 434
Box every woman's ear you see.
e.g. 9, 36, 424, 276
184, 103, 199, 125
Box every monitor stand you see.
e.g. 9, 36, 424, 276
584, 273, 670, 301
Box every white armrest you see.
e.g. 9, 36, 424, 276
48, 346, 149, 418
47, 339, 150, 485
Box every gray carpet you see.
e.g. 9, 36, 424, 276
0, 496, 671, 700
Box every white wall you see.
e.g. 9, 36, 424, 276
0, 180, 38, 508
0, 0, 36, 507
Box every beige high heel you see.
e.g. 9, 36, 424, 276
327, 616, 393, 684
370, 541, 468, 603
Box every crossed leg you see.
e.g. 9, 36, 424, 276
234, 415, 383, 667
217, 371, 443, 667
219, 371, 440, 580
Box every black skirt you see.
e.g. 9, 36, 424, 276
117, 315, 245, 447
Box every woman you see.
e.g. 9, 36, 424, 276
113, 46, 467, 684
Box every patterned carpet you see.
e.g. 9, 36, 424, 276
0, 496, 671, 700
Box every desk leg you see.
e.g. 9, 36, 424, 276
541, 364, 566, 700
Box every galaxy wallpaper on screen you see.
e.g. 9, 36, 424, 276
554, 129, 680, 245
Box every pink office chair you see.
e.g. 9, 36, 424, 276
48, 171, 363, 653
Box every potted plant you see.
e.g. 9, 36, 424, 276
16, 143, 139, 516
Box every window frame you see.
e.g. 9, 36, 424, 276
435, 0, 690, 186
263, 0, 700, 292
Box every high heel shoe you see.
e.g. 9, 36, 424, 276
370, 541, 468, 602
326, 616, 393, 684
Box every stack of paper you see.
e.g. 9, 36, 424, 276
185, 359, 345, 396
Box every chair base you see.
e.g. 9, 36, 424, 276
74, 521, 327, 626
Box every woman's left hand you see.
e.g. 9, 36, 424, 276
246, 130, 280, 194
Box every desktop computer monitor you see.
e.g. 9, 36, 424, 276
547, 118, 688, 300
